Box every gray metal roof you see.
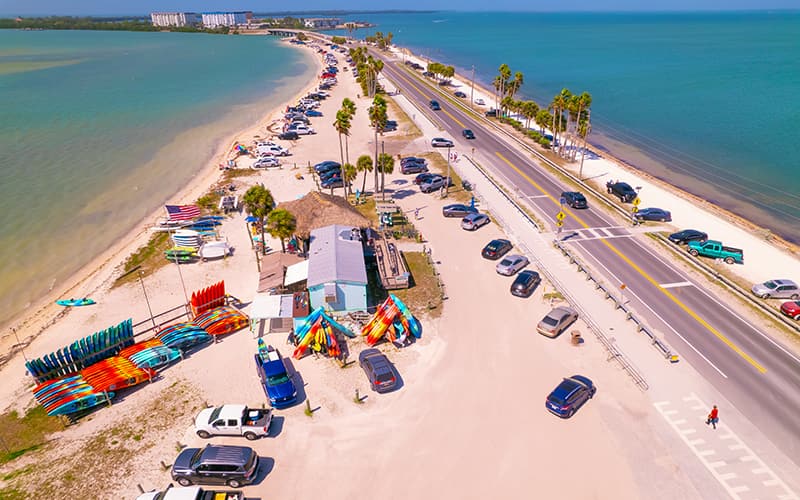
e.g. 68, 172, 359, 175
307, 224, 367, 287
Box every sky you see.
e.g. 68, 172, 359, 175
1, 1, 797, 16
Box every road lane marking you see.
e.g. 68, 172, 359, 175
494, 150, 766, 374
660, 281, 694, 288
443, 109, 466, 129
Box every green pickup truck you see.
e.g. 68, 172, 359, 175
687, 240, 743, 264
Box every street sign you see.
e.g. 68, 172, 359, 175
559, 196, 566, 206
631, 206, 639, 213
632, 197, 641, 206
556, 211, 566, 221
556, 220, 564, 227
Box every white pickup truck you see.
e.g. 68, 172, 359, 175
194, 404, 273, 441
136, 485, 243, 500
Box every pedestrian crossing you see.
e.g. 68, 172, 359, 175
557, 226, 632, 242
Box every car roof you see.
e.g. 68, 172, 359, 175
772, 279, 797, 286
199, 444, 254, 464
488, 239, 510, 246
548, 306, 575, 318
464, 213, 483, 221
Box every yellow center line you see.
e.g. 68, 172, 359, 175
494, 151, 766, 373
387, 66, 466, 129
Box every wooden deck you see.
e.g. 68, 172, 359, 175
374, 235, 410, 290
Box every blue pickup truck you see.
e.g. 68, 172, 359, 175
254, 344, 298, 409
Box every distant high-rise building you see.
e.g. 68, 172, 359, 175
150, 12, 200, 27
201, 11, 252, 28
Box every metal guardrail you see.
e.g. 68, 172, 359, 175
463, 156, 649, 391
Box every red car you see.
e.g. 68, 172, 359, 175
780, 301, 800, 320
321, 72, 336, 79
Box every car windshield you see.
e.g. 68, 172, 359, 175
764, 281, 779, 289
267, 373, 289, 386
542, 316, 559, 326
488, 241, 501, 250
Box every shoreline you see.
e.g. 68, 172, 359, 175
400, 47, 799, 256
0, 39, 323, 361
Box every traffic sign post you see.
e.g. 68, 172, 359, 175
632, 197, 641, 206
560, 196, 566, 206
620, 283, 627, 305
556, 211, 566, 221
556, 219, 564, 234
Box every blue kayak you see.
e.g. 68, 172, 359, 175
56, 298, 96, 307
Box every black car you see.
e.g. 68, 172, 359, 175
401, 162, 428, 174
429, 100, 441, 110
359, 349, 398, 393
442, 203, 478, 218
481, 239, 513, 260
278, 131, 299, 141
462, 129, 475, 139
321, 178, 344, 189
320, 169, 342, 182
454, 91, 467, 98
668, 229, 708, 245
314, 160, 341, 173
510, 270, 541, 298
606, 181, 638, 203
634, 207, 672, 222
484, 109, 498, 117
415, 173, 441, 185
401, 156, 426, 165
561, 191, 587, 209
171, 444, 259, 488
545, 375, 596, 418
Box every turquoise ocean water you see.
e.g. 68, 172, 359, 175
0, 30, 313, 326
331, 11, 800, 241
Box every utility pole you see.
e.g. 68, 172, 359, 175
138, 271, 157, 329
470, 65, 475, 107
579, 109, 591, 180
445, 145, 452, 197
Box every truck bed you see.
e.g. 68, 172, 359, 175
200, 492, 243, 500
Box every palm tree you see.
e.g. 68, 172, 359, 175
536, 109, 552, 135
242, 184, 274, 255
357, 154, 373, 194
341, 98, 356, 165
368, 95, 388, 192
377, 153, 395, 199
333, 109, 349, 168
571, 92, 592, 160
342, 163, 357, 199
266, 208, 296, 253
508, 71, 524, 100
550, 89, 571, 155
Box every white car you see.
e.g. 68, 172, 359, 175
495, 254, 530, 276
431, 137, 454, 148
257, 144, 289, 156
474, 98, 486, 106
289, 124, 315, 135
252, 156, 279, 169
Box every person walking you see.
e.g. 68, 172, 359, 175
706, 405, 719, 429
414, 208, 420, 220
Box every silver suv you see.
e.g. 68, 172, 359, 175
751, 279, 799, 299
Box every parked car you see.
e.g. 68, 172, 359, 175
634, 207, 672, 222
429, 100, 441, 110
780, 300, 800, 320
305, 109, 323, 117
254, 346, 298, 408
431, 137, 454, 148
454, 91, 467, 98
136, 486, 243, 500
495, 255, 530, 276
668, 229, 708, 245
171, 444, 259, 488
751, 279, 799, 300
257, 144, 289, 157
401, 162, 428, 174
687, 240, 743, 264
314, 160, 341, 173
401, 156, 426, 165
287, 114, 310, 124
359, 349, 398, 393
461, 213, 490, 231
420, 176, 451, 193
319, 169, 342, 182
484, 109, 498, 117
278, 131, 299, 141
474, 98, 485, 106
496, 254, 530, 276
481, 239, 512, 260
321, 178, 345, 189
510, 270, 541, 298
442, 203, 478, 218
288, 123, 315, 135
537, 306, 578, 338
194, 405, 273, 440
381, 120, 398, 132
415, 172, 441, 185
462, 129, 475, 139
606, 181, 638, 203
252, 156, 279, 169
545, 375, 596, 418
561, 191, 587, 209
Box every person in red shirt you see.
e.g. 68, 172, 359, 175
706, 405, 719, 429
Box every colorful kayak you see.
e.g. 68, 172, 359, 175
56, 298, 95, 307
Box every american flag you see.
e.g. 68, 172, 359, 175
165, 204, 201, 221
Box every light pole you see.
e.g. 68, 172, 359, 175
138, 271, 157, 330
470, 65, 475, 107
445, 145, 452, 197
578, 109, 591, 180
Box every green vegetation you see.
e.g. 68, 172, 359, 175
365, 31, 393, 50
0, 17, 231, 34
242, 184, 275, 255
418, 153, 472, 204
391, 252, 444, 318
331, 35, 347, 44
368, 95, 389, 194
0, 406, 65, 466
349, 47, 384, 97
266, 208, 297, 253
383, 95, 422, 140
114, 231, 172, 287
425, 61, 455, 84
353, 195, 378, 226
356, 154, 374, 195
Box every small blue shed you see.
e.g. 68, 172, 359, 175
307, 225, 368, 312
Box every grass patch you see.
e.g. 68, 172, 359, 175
112, 231, 172, 288
391, 252, 444, 318
383, 95, 422, 140
418, 152, 472, 204
353, 195, 379, 227
0, 406, 65, 465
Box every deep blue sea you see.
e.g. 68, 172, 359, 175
0, 30, 313, 324
330, 11, 800, 241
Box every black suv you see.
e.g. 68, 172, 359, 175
172, 444, 259, 488
561, 191, 587, 209
429, 100, 441, 111
359, 349, 398, 393
606, 181, 638, 203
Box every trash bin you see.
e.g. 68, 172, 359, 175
571, 331, 582, 346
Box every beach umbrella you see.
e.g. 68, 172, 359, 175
245, 216, 259, 223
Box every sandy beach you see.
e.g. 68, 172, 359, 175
1, 34, 799, 500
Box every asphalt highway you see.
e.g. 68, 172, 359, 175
376, 56, 800, 463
